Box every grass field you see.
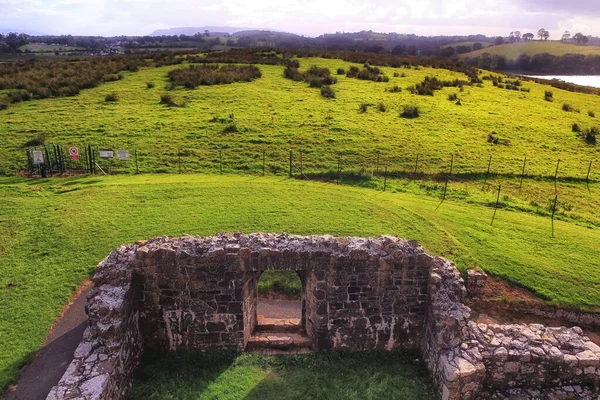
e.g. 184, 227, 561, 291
461, 40, 600, 60
126, 351, 437, 400
1, 174, 599, 392
1, 56, 599, 181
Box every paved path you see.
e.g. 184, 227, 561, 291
4, 288, 90, 400
258, 298, 302, 319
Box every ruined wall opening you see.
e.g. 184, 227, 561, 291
244, 270, 311, 353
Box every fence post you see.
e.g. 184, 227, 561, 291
491, 184, 501, 226
44, 146, 53, 177
337, 155, 342, 184
262, 150, 265, 176
484, 154, 492, 185
551, 195, 558, 238
300, 149, 303, 175
178, 147, 182, 174
383, 167, 387, 191
435, 177, 449, 211
554, 159, 560, 194
519, 155, 527, 193
289, 150, 292, 178
413, 154, 419, 177
586, 160, 592, 183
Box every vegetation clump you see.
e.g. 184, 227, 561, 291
400, 105, 420, 118
358, 103, 369, 113
589, 110, 595, 118
572, 123, 581, 133
146, 81, 155, 89
159, 94, 185, 107
378, 102, 387, 112
448, 93, 458, 101
168, 64, 261, 88
562, 103, 574, 112
408, 76, 469, 96
386, 85, 402, 93
579, 127, 598, 144
336, 67, 345, 75
320, 85, 336, 98
346, 64, 389, 82
104, 93, 118, 102
544, 90, 554, 102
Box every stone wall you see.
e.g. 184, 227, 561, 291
47, 245, 143, 400
48, 234, 600, 400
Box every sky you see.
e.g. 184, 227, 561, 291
0, 0, 599, 38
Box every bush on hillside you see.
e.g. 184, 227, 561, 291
400, 105, 419, 118
448, 93, 458, 101
168, 64, 261, 88
378, 102, 387, 112
146, 81, 155, 89
358, 103, 369, 113
562, 103, 574, 112
589, 110, 595, 118
336, 68, 345, 75
105, 93, 118, 102
320, 85, 335, 98
572, 123, 581, 132
387, 85, 402, 93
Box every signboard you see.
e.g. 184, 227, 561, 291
116, 149, 130, 160
32, 150, 44, 165
99, 149, 114, 159
69, 147, 79, 161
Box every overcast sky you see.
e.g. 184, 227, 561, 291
0, 0, 598, 38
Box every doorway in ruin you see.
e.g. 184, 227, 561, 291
243, 270, 312, 353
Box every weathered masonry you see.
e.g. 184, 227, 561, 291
48, 234, 600, 400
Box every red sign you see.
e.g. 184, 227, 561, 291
69, 147, 79, 161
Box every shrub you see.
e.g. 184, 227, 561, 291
24, 133, 46, 147
580, 127, 598, 144
160, 94, 177, 107
401, 72, 407, 77
572, 123, 581, 132
448, 93, 458, 101
378, 102, 387, 112
358, 103, 369, 113
0, 95, 8, 110
336, 68, 345, 75
168, 64, 262, 88
544, 90, 553, 99
456, 99, 462, 105
520, 87, 530, 92
320, 85, 335, 98
104, 93, 118, 102
222, 123, 239, 134
400, 105, 419, 118
487, 132, 499, 144
562, 103, 574, 112
589, 110, 595, 117
393, 72, 399, 77
387, 85, 402, 93
146, 81, 155, 89
346, 64, 389, 82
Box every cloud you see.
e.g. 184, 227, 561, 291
0, 0, 599, 37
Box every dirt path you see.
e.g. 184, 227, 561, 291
4, 287, 90, 400
258, 298, 302, 319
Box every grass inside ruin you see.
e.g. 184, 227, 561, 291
126, 350, 436, 400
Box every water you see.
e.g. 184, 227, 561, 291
524, 75, 600, 89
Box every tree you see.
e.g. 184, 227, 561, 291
473, 42, 483, 50
573, 32, 589, 44
514, 31, 521, 41
204, 30, 210, 37
523, 33, 534, 41
537, 28, 549, 41
494, 36, 505, 45
562, 31, 571, 42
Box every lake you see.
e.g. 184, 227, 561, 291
524, 75, 600, 88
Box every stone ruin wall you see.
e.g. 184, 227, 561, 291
47, 234, 600, 400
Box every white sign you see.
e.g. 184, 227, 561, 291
99, 149, 114, 159
32, 150, 44, 165
116, 149, 130, 160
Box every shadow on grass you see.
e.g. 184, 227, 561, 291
127, 350, 438, 400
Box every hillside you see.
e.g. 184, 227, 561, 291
461, 40, 600, 60
149, 26, 277, 36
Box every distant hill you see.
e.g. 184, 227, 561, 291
461, 40, 600, 60
149, 26, 279, 36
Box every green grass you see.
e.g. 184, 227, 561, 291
258, 270, 302, 298
126, 350, 437, 400
1, 174, 599, 392
461, 40, 600, 60
1, 57, 599, 182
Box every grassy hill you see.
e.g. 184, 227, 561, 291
461, 40, 600, 59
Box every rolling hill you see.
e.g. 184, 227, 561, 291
461, 40, 600, 59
